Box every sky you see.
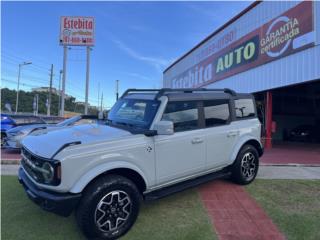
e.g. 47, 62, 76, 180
1, 1, 252, 109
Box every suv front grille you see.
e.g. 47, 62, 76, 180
21, 147, 47, 183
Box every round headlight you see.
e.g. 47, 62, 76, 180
42, 162, 54, 183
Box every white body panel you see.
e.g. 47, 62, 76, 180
154, 128, 206, 184
21, 95, 262, 195
205, 122, 239, 169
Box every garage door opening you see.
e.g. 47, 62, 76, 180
256, 80, 320, 144
254, 80, 320, 165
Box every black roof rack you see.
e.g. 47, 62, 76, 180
121, 88, 236, 99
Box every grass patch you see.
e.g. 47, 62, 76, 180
246, 179, 320, 240
1, 176, 215, 240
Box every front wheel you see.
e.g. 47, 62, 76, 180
76, 174, 141, 240
231, 144, 259, 185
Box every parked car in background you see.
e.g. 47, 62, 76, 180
18, 88, 263, 239
1, 114, 46, 146
289, 124, 320, 143
4, 115, 103, 149
41, 116, 65, 124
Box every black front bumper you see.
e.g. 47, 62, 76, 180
18, 167, 81, 217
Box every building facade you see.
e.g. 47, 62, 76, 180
163, 1, 320, 148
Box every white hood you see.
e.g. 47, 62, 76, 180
22, 124, 132, 159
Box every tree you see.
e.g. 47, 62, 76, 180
1, 88, 98, 115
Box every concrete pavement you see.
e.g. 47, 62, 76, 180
257, 165, 320, 179
1, 164, 19, 176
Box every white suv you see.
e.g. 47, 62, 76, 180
18, 88, 263, 240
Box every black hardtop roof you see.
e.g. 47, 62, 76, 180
122, 88, 253, 101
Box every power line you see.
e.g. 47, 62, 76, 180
1, 50, 52, 68
2, 72, 51, 85
3, 58, 88, 94
2, 78, 40, 88
1, 78, 90, 104
2, 58, 51, 74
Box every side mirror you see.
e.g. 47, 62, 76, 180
153, 120, 174, 135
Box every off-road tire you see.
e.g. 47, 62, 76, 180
76, 174, 141, 240
231, 144, 259, 185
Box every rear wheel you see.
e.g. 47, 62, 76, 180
76, 174, 141, 240
231, 144, 259, 185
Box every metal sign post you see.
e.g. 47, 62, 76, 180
61, 46, 68, 117
60, 16, 94, 116
47, 64, 53, 116
58, 70, 63, 116
85, 46, 91, 114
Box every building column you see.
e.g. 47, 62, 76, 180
265, 91, 273, 149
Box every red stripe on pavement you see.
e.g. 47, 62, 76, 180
199, 180, 285, 240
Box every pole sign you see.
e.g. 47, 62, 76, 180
60, 16, 95, 46
166, 1, 315, 88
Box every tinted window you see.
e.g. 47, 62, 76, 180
204, 100, 230, 127
235, 99, 255, 119
162, 101, 199, 132
11, 117, 26, 124
42, 117, 65, 124
11, 116, 44, 124
56, 116, 81, 127
26, 117, 45, 124
71, 118, 97, 126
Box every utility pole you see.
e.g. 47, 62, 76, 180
84, 46, 91, 114
116, 80, 119, 101
97, 82, 100, 111
58, 70, 63, 116
47, 64, 53, 116
36, 94, 39, 116
33, 94, 39, 116
15, 62, 32, 113
101, 92, 103, 111
61, 46, 68, 117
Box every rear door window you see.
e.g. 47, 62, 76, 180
204, 100, 230, 127
234, 98, 256, 119
162, 101, 199, 132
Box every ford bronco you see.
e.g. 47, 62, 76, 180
18, 88, 263, 239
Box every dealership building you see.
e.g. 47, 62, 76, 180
163, 1, 320, 148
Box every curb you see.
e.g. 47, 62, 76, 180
261, 163, 320, 167
1, 159, 20, 165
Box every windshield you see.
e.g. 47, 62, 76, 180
56, 115, 81, 127
108, 98, 160, 131
11, 116, 46, 124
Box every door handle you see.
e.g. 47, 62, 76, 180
227, 131, 239, 137
191, 138, 204, 144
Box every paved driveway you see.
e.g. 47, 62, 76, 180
261, 142, 320, 165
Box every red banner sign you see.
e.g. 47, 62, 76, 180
60, 16, 95, 46
171, 1, 314, 88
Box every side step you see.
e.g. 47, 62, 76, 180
144, 169, 231, 201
